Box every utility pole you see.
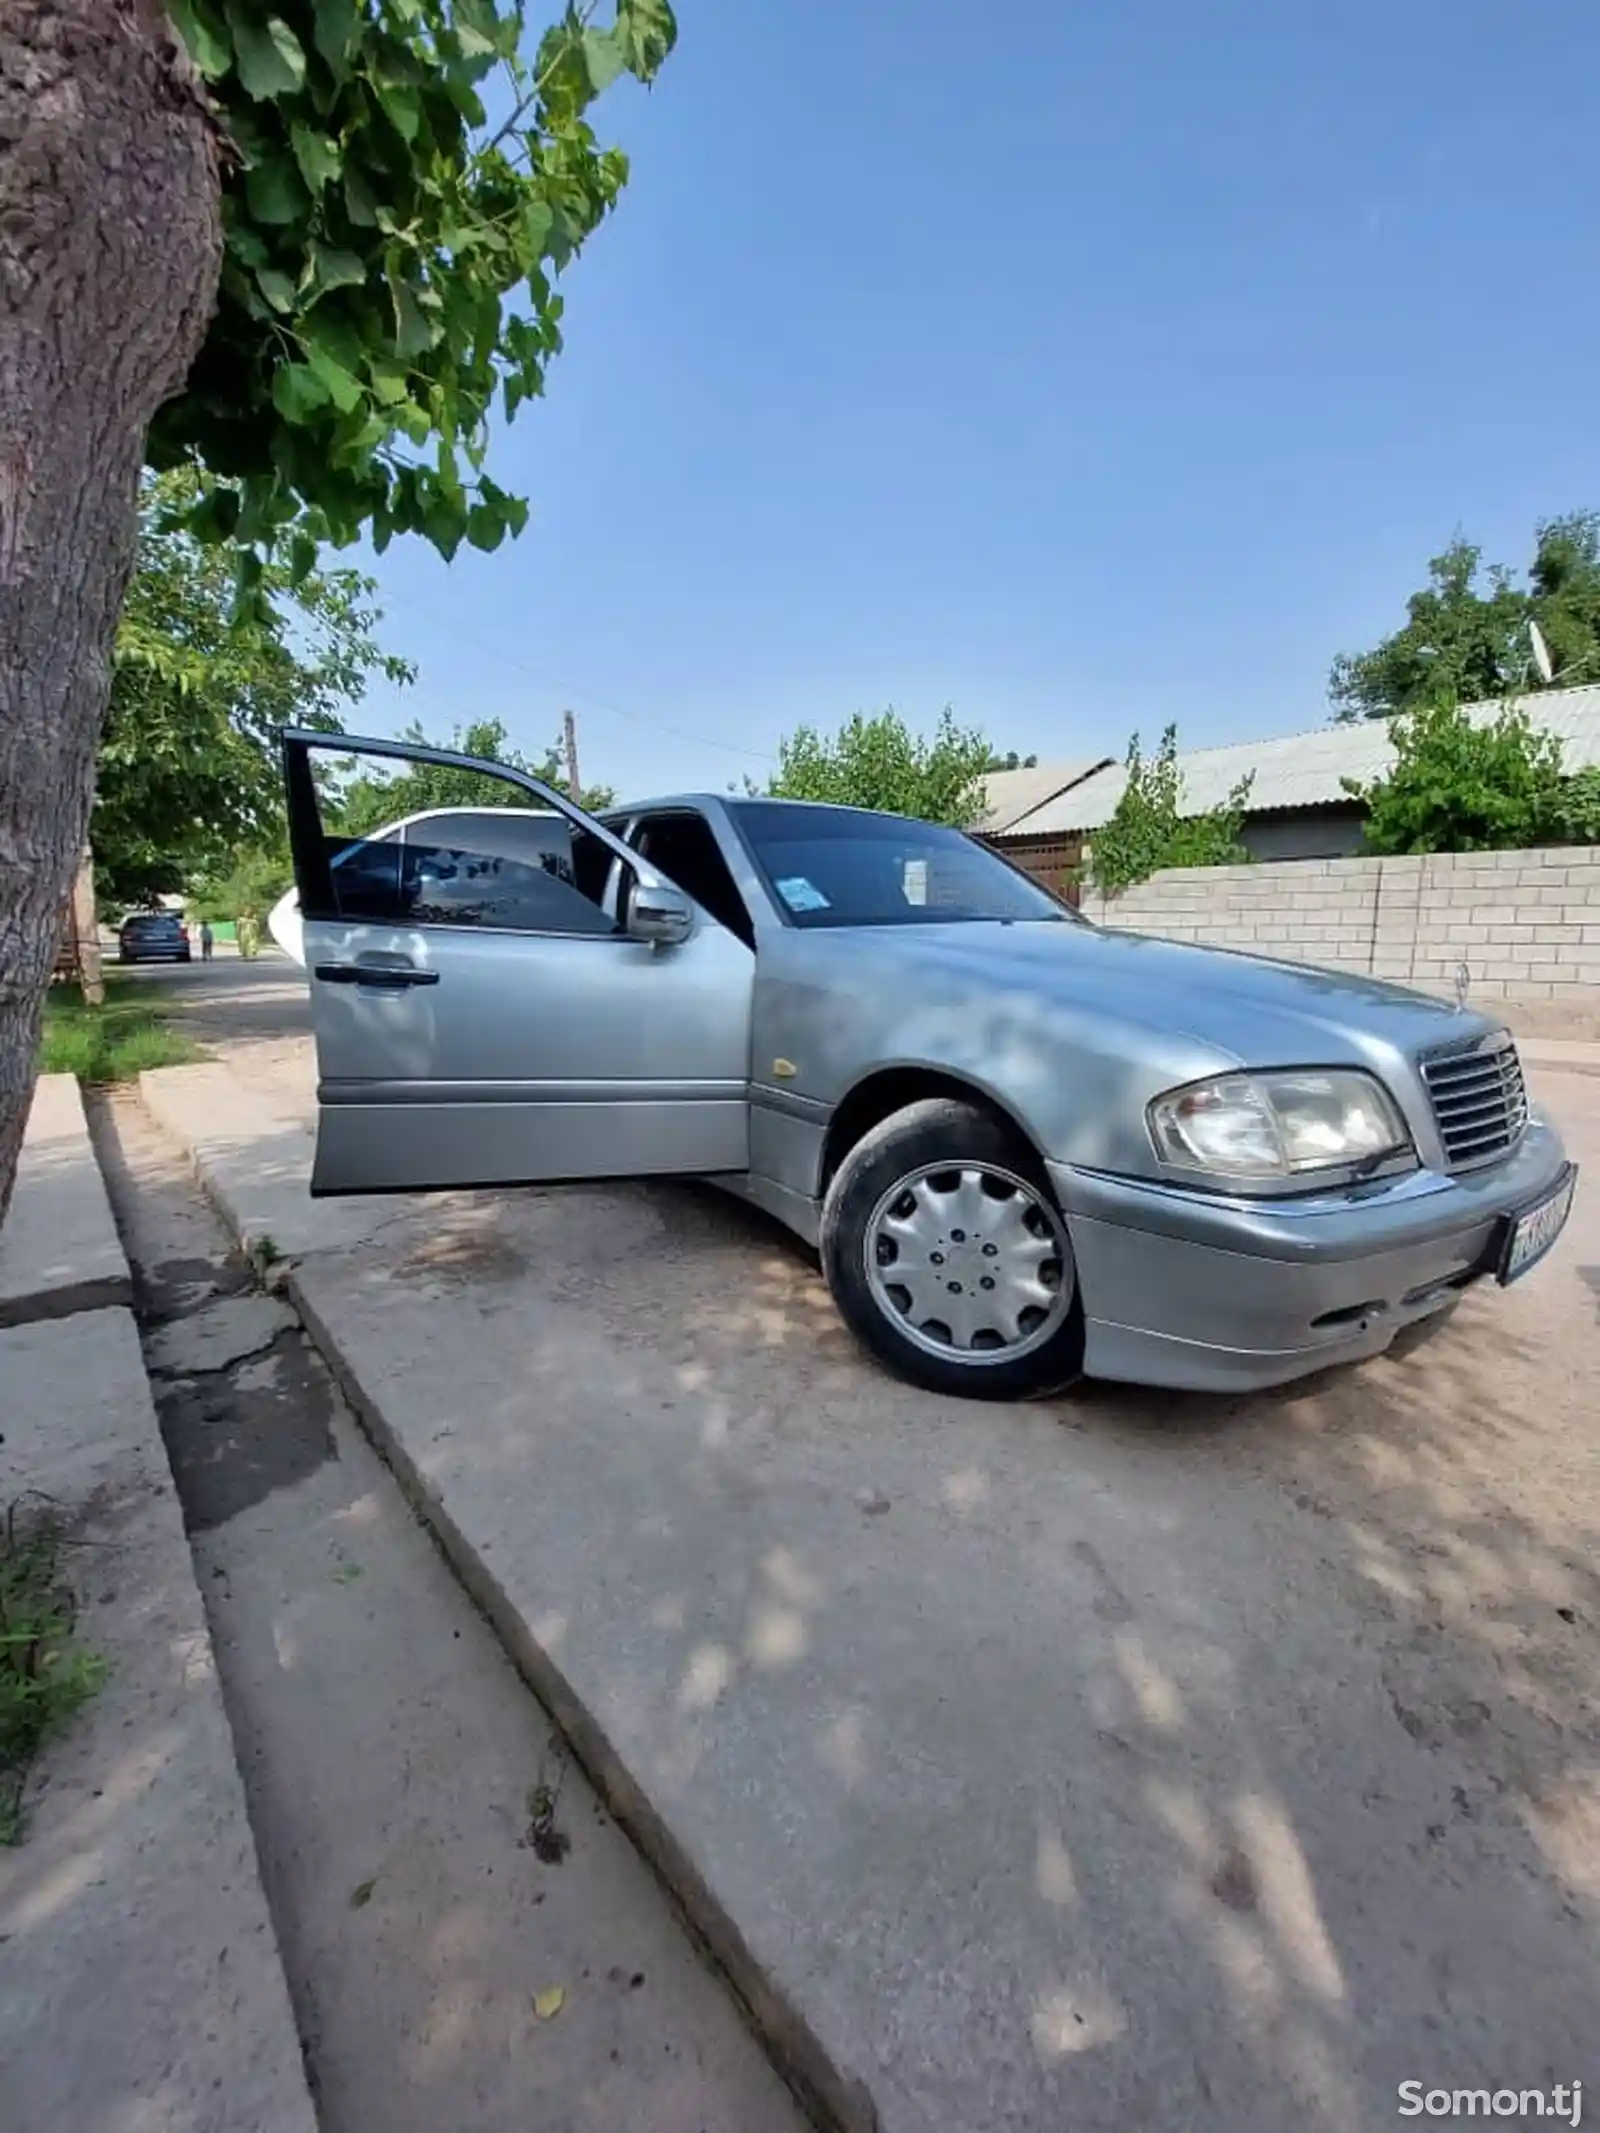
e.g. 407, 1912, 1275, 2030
562, 707, 581, 801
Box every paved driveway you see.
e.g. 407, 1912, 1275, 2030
143, 955, 1600, 2131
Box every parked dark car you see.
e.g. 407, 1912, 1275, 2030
117, 912, 191, 964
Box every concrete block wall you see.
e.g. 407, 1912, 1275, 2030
1080, 845, 1600, 1001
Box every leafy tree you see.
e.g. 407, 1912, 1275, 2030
983, 749, 1040, 773
188, 835, 298, 927
2, 0, 675, 1219
96, 473, 410, 910
1084, 727, 1253, 896
1330, 514, 1600, 721
766, 708, 995, 826
335, 716, 615, 832
1348, 695, 1576, 854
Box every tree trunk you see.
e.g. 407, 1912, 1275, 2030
0, 0, 220, 1223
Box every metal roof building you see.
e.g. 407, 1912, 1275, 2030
999, 685, 1600, 861
977, 758, 1110, 834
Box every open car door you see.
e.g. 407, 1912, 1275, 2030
280, 729, 754, 1195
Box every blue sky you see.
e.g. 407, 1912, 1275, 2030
354, 0, 1600, 796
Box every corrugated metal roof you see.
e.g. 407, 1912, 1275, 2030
978, 758, 1110, 833
1003, 684, 1600, 836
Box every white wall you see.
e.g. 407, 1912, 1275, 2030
1080, 846, 1600, 1001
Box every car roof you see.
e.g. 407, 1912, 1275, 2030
604, 793, 911, 820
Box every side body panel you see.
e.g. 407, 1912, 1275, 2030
304, 916, 755, 1192
282, 735, 756, 1196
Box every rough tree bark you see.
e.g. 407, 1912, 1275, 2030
0, 0, 220, 1223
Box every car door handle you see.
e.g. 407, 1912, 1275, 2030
314, 963, 440, 990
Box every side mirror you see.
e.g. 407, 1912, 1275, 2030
626, 878, 693, 948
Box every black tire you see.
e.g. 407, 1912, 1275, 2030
820, 1097, 1084, 1400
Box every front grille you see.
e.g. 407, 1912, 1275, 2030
1420, 1033, 1529, 1170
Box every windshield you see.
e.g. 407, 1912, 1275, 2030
734, 802, 1073, 928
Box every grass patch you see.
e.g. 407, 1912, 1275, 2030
40, 976, 203, 1083
1, 1499, 108, 1844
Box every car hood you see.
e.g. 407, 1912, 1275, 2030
816, 919, 1499, 1064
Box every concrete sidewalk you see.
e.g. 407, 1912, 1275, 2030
0, 1073, 131, 1325
140, 1055, 1600, 2133
0, 1077, 316, 2133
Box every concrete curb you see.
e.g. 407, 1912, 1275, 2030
0, 1074, 131, 1326
283, 1274, 878, 2133
0, 1308, 318, 2133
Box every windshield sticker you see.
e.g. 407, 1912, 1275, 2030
775, 875, 831, 913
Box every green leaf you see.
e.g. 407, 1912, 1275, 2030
442, 74, 487, 127
185, 485, 242, 541
244, 153, 308, 225
289, 532, 318, 585
299, 305, 366, 376
272, 363, 332, 423
423, 497, 468, 561
515, 196, 553, 268
394, 400, 432, 444
390, 277, 439, 359
306, 348, 364, 414
307, 244, 368, 297
582, 26, 627, 93
375, 79, 422, 142
465, 503, 507, 552
454, 0, 501, 60
614, 0, 677, 77
224, 221, 271, 270
313, 0, 359, 69
343, 167, 380, 228
228, 11, 307, 98
167, 0, 232, 78
290, 125, 342, 195
255, 267, 297, 313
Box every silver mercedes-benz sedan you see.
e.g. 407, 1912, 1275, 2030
277, 727, 1577, 1400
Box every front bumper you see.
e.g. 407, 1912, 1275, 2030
1049, 1122, 1573, 1394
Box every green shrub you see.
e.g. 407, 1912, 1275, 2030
1085, 726, 1253, 896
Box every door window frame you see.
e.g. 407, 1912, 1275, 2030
282, 727, 664, 944
614, 806, 759, 949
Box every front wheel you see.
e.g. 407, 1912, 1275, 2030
820, 1098, 1084, 1400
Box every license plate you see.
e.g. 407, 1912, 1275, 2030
1497, 1165, 1577, 1286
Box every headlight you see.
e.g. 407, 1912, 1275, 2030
1148, 1071, 1411, 1187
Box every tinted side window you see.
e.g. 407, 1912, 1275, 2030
325, 813, 617, 936
400, 837, 614, 933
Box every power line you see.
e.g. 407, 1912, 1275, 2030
428, 626, 777, 764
